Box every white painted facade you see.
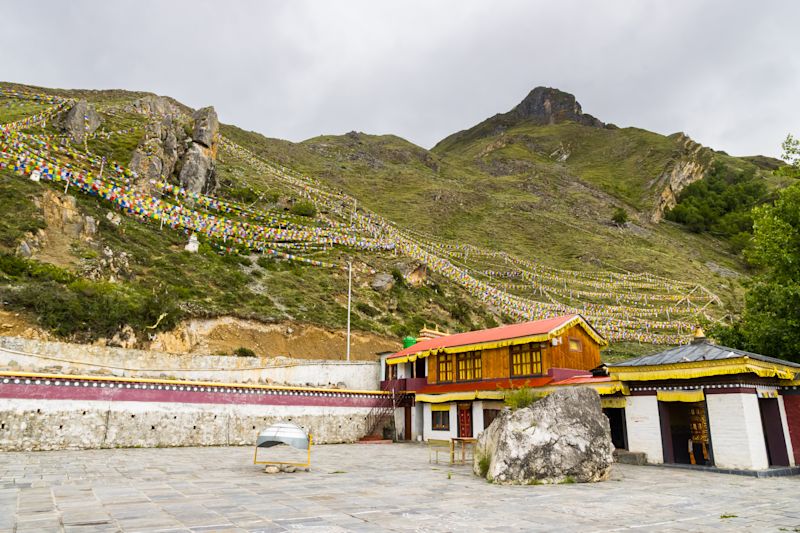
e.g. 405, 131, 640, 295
624, 395, 663, 464
777, 396, 796, 467
706, 393, 769, 470
419, 400, 506, 441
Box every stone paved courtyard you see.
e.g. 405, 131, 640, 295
1, 443, 799, 532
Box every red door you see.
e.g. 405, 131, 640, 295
458, 403, 472, 438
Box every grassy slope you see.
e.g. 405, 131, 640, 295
1, 81, 782, 357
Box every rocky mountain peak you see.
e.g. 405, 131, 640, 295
510, 86, 605, 128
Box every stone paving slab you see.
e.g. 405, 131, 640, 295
1, 443, 799, 532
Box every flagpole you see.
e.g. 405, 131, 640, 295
346, 260, 352, 362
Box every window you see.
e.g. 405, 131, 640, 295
569, 337, 582, 352
456, 351, 482, 381
437, 354, 453, 382
432, 410, 450, 430
510, 343, 542, 376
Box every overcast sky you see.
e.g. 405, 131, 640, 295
2, 0, 798, 157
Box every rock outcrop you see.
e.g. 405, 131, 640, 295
178, 107, 218, 194
510, 87, 605, 128
370, 272, 394, 292
650, 133, 713, 222
57, 100, 102, 144
129, 116, 188, 189
126, 95, 181, 117
129, 105, 218, 194
474, 387, 613, 484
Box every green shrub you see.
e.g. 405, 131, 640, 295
611, 207, 628, 226
355, 302, 379, 317
290, 200, 317, 217
234, 347, 256, 357
504, 387, 542, 410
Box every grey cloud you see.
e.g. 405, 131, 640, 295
1, 0, 797, 157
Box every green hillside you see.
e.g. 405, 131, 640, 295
1, 82, 788, 357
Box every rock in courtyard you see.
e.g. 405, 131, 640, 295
474, 387, 613, 484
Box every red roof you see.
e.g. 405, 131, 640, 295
389, 314, 599, 360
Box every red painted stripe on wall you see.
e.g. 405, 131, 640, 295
0, 382, 385, 408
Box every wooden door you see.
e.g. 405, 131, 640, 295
759, 398, 790, 467
404, 406, 412, 441
458, 403, 472, 438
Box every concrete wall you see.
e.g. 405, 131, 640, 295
0, 336, 379, 390
624, 395, 663, 464
0, 398, 373, 451
706, 393, 769, 470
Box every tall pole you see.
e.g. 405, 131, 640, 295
346, 260, 352, 362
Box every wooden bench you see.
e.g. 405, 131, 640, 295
427, 439, 452, 464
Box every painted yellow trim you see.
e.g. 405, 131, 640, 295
387, 316, 607, 365
601, 397, 627, 408
0, 370, 391, 396
608, 358, 797, 381
430, 404, 450, 411
656, 389, 705, 403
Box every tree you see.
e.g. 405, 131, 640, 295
712, 182, 800, 362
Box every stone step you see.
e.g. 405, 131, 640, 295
614, 449, 647, 465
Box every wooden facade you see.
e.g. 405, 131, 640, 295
427, 323, 601, 386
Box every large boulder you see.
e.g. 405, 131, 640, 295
58, 100, 101, 144
474, 387, 613, 484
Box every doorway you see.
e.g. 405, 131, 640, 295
659, 401, 713, 466
759, 398, 789, 467
403, 406, 412, 441
457, 403, 472, 438
603, 408, 627, 450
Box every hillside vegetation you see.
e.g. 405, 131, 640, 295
0, 82, 791, 357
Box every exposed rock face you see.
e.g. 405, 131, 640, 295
127, 95, 180, 117
179, 143, 216, 193
177, 107, 219, 194
191, 106, 219, 148
370, 272, 394, 292
17, 190, 97, 259
129, 106, 218, 194
510, 87, 605, 128
474, 388, 613, 484
393, 261, 427, 287
651, 133, 713, 222
57, 100, 102, 143
129, 116, 188, 190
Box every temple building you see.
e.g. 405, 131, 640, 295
607, 330, 800, 473
381, 314, 614, 441
381, 318, 800, 474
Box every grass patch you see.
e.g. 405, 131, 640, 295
504, 387, 542, 410
477, 454, 491, 478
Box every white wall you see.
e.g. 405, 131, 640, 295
625, 395, 663, 464
778, 396, 796, 467
422, 402, 456, 441
472, 401, 484, 438
706, 393, 769, 470
0, 398, 374, 451
0, 341, 379, 390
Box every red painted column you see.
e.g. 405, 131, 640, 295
783, 395, 800, 465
